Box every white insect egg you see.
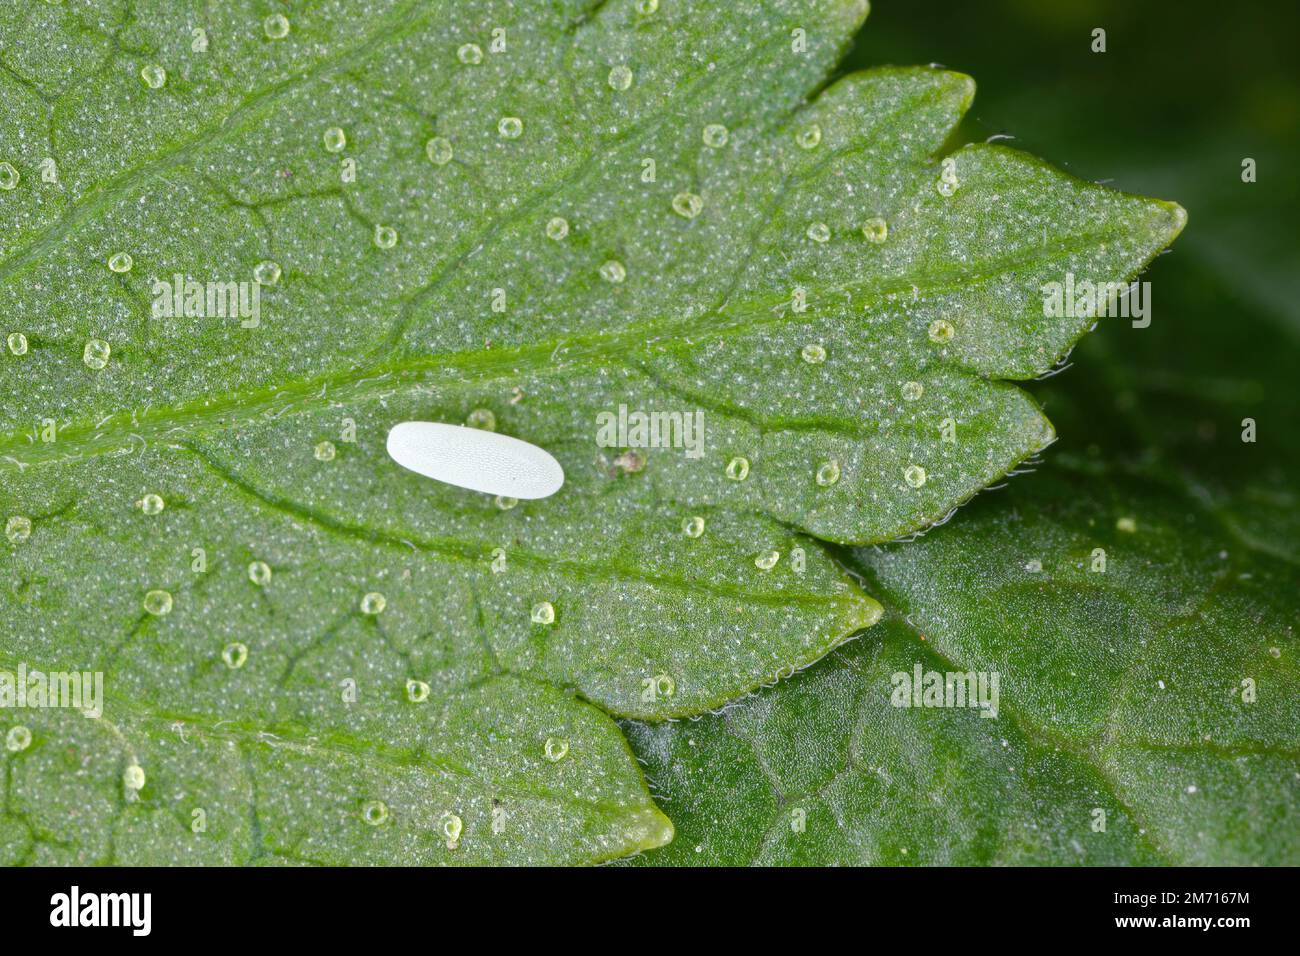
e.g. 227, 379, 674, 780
386, 422, 564, 499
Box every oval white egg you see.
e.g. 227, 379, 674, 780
385, 421, 565, 499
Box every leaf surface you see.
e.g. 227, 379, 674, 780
1, 0, 1181, 864
629, 459, 1300, 864
626, 261, 1299, 866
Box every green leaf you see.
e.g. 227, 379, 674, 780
625, 259, 1300, 866
628, 459, 1300, 865
1, 0, 1181, 864
0, 675, 672, 865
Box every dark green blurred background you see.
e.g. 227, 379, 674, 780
849, 0, 1298, 310
847, 0, 1299, 552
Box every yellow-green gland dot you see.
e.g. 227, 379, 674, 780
83, 338, 111, 369
862, 217, 888, 243
816, 460, 841, 486
725, 456, 750, 481
361, 800, 389, 826
655, 674, 676, 697
360, 591, 387, 615
123, 764, 146, 792
682, 515, 705, 538
672, 192, 703, 219
457, 43, 483, 65
904, 464, 927, 488
0, 162, 19, 190
374, 224, 398, 249
253, 260, 281, 285
927, 318, 955, 343
143, 589, 173, 616
5, 726, 32, 753
406, 679, 431, 703
498, 116, 523, 139
546, 216, 569, 240
796, 123, 822, 149
530, 601, 555, 625
599, 260, 626, 283
5, 516, 32, 544
607, 64, 633, 91
322, 126, 347, 153
139, 493, 165, 515
263, 13, 290, 39
702, 123, 729, 148
807, 222, 830, 243
543, 736, 570, 762
466, 407, 496, 430
314, 440, 336, 461
801, 343, 826, 364
426, 136, 453, 165
441, 812, 463, 849
901, 380, 924, 401
107, 251, 133, 273
1116, 516, 1137, 533
7, 332, 28, 355
755, 549, 780, 570
494, 495, 518, 510
140, 64, 166, 88
248, 560, 272, 586
222, 642, 248, 669
636, 0, 659, 14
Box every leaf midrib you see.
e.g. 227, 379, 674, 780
3, 10, 807, 464
0, 224, 1123, 469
